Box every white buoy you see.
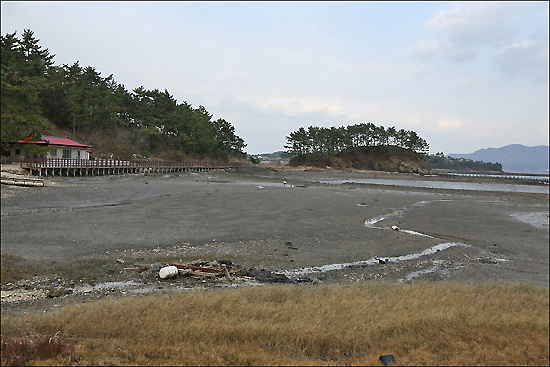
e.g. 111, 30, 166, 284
159, 266, 179, 279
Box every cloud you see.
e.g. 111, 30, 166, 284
212, 69, 253, 82
412, 39, 440, 62
424, 2, 514, 44
334, 61, 402, 78
436, 118, 462, 131
422, 2, 517, 63
441, 43, 476, 64
244, 95, 346, 117
494, 36, 549, 81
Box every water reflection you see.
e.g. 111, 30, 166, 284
314, 178, 549, 193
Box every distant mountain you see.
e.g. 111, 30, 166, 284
449, 144, 549, 171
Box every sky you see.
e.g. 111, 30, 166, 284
1, 1, 548, 155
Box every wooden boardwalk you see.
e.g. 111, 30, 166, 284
20, 158, 242, 177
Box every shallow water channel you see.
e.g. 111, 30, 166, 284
312, 178, 549, 193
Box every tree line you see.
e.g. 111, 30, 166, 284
425, 154, 502, 172
1, 29, 246, 160
284, 123, 430, 156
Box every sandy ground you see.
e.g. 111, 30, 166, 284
1, 164, 548, 314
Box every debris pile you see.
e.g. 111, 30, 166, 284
138, 259, 309, 284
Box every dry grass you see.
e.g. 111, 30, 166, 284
2, 281, 548, 366
0, 255, 40, 285
1, 332, 79, 366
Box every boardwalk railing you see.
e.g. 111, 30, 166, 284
20, 158, 242, 177
21, 158, 241, 169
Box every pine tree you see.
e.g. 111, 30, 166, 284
1, 30, 54, 149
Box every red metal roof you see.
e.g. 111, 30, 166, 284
19, 135, 93, 149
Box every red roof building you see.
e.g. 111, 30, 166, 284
10, 135, 93, 161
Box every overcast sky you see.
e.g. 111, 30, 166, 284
2, 1, 548, 155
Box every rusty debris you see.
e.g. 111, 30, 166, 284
169, 260, 244, 279
131, 259, 310, 284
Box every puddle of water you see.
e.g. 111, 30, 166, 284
447, 172, 550, 182
399, 229, 434, 238
365, 200, 431, 226
73, 280, 137, 293
389, 242, 470, 262
283, 199, 470, 277
399, 266, 439, 282
283, 242, 470, 277
213, 181, 292, 188
365, 200, 442, 239
398, 262, 468, 283
315, 178, 549, 194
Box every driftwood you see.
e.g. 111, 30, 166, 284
132, 264, 152, 272
190, 271, 219, 278
171, 263, 223, 273
221, 264, 232, 280
171, 263, 243, 279
129, 261, 294, 284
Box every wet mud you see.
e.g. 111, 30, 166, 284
2, 165, 548, 315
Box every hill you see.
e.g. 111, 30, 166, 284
449, 144, 549, 171
1, 29, 247, 163
289, 146, 431, 174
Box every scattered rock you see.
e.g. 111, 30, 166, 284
287, 241, 298, 250
140, 262, 166, 279
47, 289, 72, 298
399, 161, 430, 175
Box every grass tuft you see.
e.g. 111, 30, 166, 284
1, 332, 79, 366
1, 255, 38, 284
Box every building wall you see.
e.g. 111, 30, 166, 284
49, 147, 90, 159
9, 145, 90, 162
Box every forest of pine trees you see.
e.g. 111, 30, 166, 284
1, 29, 246, 161
284, 123, 429, 156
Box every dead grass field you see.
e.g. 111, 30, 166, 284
1, 281, 548, 366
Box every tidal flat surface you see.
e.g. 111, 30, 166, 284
1, 166, 548, 314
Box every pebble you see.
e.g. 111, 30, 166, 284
1, 289, 47, 303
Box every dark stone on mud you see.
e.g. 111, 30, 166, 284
218, 259, 233, 267
379, 354, 395, 366
47, 289, 72, 298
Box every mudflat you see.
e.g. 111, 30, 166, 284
1, 165, 548, 313
1, 166, 549, 286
